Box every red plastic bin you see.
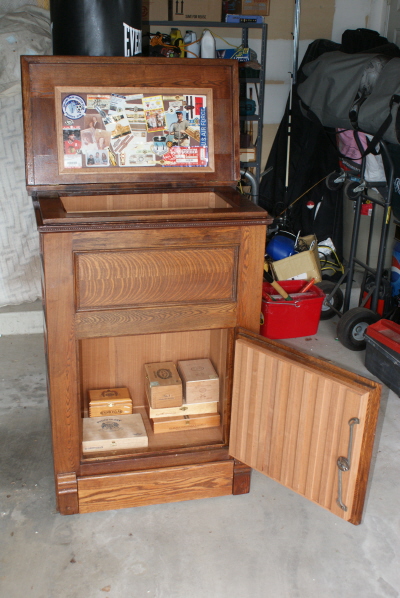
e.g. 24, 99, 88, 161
260, 280, 325, 339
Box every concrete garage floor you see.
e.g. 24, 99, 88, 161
0, 317, 399, 598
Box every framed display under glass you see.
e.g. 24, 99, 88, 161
56, 87, 214, 174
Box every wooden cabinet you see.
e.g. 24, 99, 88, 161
22, 56, 380, 525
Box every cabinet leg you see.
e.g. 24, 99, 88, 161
232, 460, 251, 495
56, 472, 79, 515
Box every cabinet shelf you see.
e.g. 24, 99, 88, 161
147, 20, 265, 29
81, 406, 226, 463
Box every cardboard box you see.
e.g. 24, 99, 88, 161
88, 387, 132, 417
82, 414, 148, 453
150, 412, 221, 434
169, 0, 222, 22
223, 0, 270, 17
147, 399, 219, 419
177, 358, 219, 404
240, 148, 256, 162
144, 361, 183, 409
142, 0, 169, 22
271, 235, 322, 283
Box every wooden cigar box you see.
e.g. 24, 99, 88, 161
88, 387, 133, 417
147, 398, 219, 419
150, 412, 221, 434
82, 413, 148, 453
177, 358, 219, 403
144, 361, 183, 409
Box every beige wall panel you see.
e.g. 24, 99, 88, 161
266, 0, 335, 40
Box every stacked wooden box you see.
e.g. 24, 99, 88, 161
145, 359, 220, 433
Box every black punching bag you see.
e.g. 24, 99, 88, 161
50, 0, 143, 57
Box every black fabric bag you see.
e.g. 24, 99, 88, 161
259, 39, 344, 256
259, 30, 400, 256
297, 51, 400, 145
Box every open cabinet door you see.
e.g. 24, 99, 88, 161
229, 330, 381, 525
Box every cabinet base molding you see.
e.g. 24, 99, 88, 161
232, 460, 252, 495
77, 461, 235, 514
56, 472, 79, 515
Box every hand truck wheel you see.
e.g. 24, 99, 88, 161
344, 180, 364, 200
336, 307, 380, 351
316, 280, 344, 320
325, 170, 345, 191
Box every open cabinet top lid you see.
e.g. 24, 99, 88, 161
21, 56, 241, 193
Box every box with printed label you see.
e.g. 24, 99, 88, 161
82, 414, 148, 453
151, 412, 221, 433
147, 398, 219, 419
169, 0, 222, 22
142, 0, 169, 21
177, 358, 219, 404
144, 361, 183, 409
88, 387, 133, 417
223, 0, 270, 17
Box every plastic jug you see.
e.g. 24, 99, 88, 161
184, 31, 200, 58
200, 29, 216, 58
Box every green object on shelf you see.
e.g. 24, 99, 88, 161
239, 66, 260, 78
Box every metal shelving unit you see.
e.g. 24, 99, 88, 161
147, 20, 268, 194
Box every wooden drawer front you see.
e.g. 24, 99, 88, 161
75, 246, 238, 310
77, 461, 234, 513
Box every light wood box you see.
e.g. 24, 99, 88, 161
144, 361, 183, 409
147, 398, 219, 419
150, 412, 221, 434
88, 387, 132, 417
82, 414, 148, 453
177, 358, 219, 403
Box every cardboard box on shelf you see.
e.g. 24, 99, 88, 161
240, 147, 256, 162
271, 235, 322, 283
223, 0, 270, 17
142, 0, 169, 22
169, 0, 222, 22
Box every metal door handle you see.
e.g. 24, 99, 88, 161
336, 417, 360, 511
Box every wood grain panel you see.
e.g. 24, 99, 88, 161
77, 461, 234, 513
72, 226, 242, 251
42, 233, 81, 477
236, 225, 267, 331
75, 246, 238, 310
75, 302, 236, 338
230, 337, 381, 524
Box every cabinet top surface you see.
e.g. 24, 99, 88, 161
21, 56, 241, 193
